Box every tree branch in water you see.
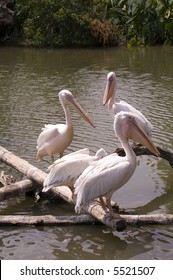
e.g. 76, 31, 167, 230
114, 144, 173, 168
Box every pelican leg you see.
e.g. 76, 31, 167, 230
105, 198, 124, 222
105, 198, 119, 218
99, 197, 108, 212
71, 188, 77, 202
50, 155, 54, 163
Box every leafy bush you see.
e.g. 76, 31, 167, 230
15, 0, 123, 47
103, 0, 173, 46
2, 0, 173, 47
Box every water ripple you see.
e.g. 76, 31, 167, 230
0, 47, 173, 260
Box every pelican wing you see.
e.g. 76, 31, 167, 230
75, 155, 134, 212
113, 101, 153, 137
43, 157, 91, 192
55, 148, 90, 161
47, 148, 90, 171
118, 101, 153, 129
36, 126, 60, 150
43, 148, 107, 192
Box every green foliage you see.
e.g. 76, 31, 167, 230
15, 0, 92, 47
103, 0, 173, 46
3, 0, 173, 47
14, 0, 122, 47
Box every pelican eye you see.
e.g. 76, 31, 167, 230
109, 76, 113, 82
65, 93, 73, 101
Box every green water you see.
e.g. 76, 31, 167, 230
0, 46, 173, 259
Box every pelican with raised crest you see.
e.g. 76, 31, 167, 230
36, 90, 95, 163
75, 111, 159, 217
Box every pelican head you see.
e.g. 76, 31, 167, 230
59, 90, 95, 128
114, 112, 160, 157
103, 72, 116, 105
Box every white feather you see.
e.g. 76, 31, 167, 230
74, 111, 159, 216
43, 148, 107, 192
36, 90, 95, 162
103, 72, 153, 137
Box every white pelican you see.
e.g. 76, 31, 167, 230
75, 111, 159, 217
36, 90, 95, 163
103, 72, 153, 137
43, 148, 107, 195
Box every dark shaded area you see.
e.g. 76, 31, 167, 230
115, 144, 173, 168
0, 0, 15, 42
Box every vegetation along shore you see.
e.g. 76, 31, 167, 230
1, 0, 173, 48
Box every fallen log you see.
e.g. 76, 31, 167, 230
87, 201, 126, 231
1, 145, 172, 231
115, 144, 173, 168
48, 188, 125, 231
0, 145, 126, 231
0, 146, 75, 204
0, 146, 45, 186
0, 179, 36, 202
0, 214, 96, 226
0, 213, 173, 226
123, 213, 173, 225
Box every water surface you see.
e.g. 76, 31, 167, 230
0, 46, 173, 259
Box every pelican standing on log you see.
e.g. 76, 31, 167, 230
43, 148, 107, 196
103, 72, 153, 137
36, 90, 95, 163
75, 111, 160, 218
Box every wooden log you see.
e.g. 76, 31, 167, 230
48, 186, 74, 204
87, 201, 126, 231
0, 146, 126, 230
0, 145, 46, 186
123, 213, 173, 225
0, 146, 76, 204
50, 188, 126, 231
1, 145, 171, 231
0, 214, 96, 226
0, 213, 173, 226
0, 179, 36, 201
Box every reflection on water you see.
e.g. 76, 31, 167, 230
0, 224, 173, 260
0, 46, 173, 259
